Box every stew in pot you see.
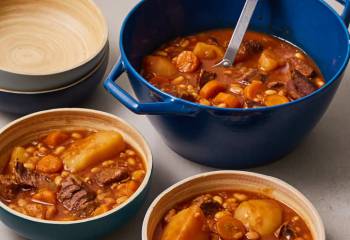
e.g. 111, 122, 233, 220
141, 29, 325, 108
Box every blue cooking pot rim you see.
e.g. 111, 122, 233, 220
105, 0, 350, 115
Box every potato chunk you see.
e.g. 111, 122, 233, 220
9, 147, 27, 173
62, 131, 126, 173
143, 56, 177, 77
193, 42, 224, 59
161, 206, 210, 240
258, 49, 279, 72
234, 199, 282, 236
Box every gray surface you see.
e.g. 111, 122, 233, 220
0, 0, 349, 239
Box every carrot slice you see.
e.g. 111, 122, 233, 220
36, 155, 63, 174
264, 95, 289, 106
244, 81, 264, 101
213, 93, 241, 108
216, 215, 246, 240
200, 80, 226, 99
44, 131, 69, 147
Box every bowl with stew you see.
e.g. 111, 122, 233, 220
105, 0, 350, 168
0, 108, 153, 240
0, 43, 109, 115
143, 171, 325, 240
0, 0, 108, 92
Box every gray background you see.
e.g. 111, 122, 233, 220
0, 0, 348, 239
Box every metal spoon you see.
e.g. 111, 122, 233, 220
213, 0, 259, 68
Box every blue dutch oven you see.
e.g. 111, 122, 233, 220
105, 0, 350, 168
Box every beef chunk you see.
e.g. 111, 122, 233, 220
206, 37, 220, 46
200, 200, 223, 218
199, 70, 217, 87
57, 176, 96, 217
287, 70, 317, 99
235, 68, 259, 86
235, 40, 264, 63
289, 57, 314, 77
15, 162, 51, 189
275, 223, 297, 240
95, 168, 129, 187
0, 175, 20, 201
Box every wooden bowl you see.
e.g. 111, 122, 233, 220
0, 43, 109, 115
142, 171, 325, 240
0, 108, 153, 240
0, 0, 108, 92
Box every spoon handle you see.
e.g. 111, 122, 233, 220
220, 0, 259, 67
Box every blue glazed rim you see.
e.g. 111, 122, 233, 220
0, 108, 153, 226
105, 0, 350, 115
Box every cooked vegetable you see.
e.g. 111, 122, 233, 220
258, 49, 280, 72
176, 51, 200, 73
234, 199, 283, 236
264, 95, 289, 106
244, 81, 264, 101
44, 131, 68, 147
216, 215, 246, 240
62, 131, 126, 173
213, 92, 241, 108
143, 56, 177, 77
9, 147, 27, 173
200, 80, 226, 99
193, 42, 224, 59
161, 206, 210, 240
36, 155, 63, 174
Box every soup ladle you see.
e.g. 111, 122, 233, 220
213, 0, 259, 68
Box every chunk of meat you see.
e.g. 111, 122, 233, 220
200, 200, 223, 218
15, 162, 51, 190
274, 222, 297, 240
234, 68, 259, 86
287, 70, 317, 99
95, 168, 129, 187
235, 40, 264, 63
176, 51, 200, 73
289, 57, 314, 77
0, 175, 20, 201
199, 70, 217, 88
57, 176, 96, 218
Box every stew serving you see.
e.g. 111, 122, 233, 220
141, 29, 325, 108
155, 190, 312, 240
0, 130, 146, 221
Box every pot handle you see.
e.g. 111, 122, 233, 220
336, 0, 350, 26
104, 59, 199, 115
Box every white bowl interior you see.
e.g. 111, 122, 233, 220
143, 171, 325, 240
0, 0, 107, 75
0, 108, 152, 224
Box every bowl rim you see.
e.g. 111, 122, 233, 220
142, 170, 325, 240
0, 0, 109, 77
0, 108, 153, 225
119, 0, 350, 113
0, 42, 109, 95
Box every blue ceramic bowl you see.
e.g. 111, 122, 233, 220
0, 44, 109, 115
105, 0, 350, 168
0, 108, 153, 240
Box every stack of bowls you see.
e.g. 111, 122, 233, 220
0, 0, 109, 114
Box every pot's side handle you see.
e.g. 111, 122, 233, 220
104, 59, 199, 116
336, 0, 350, 26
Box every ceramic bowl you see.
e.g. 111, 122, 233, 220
142, 171, 325, 240
0, 108, 153, 240
0, 43, 109, 115
0, 0, 108, 92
